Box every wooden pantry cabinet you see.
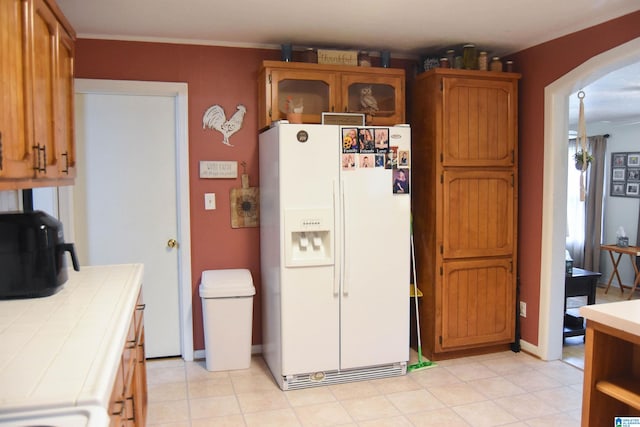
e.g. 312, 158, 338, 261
0, 0, 76, 190
411, 68, 520, 360
258, 60, 405, 130
109, 290, 148, 427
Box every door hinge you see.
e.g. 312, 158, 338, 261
439, 336, 443, 344
511, 174, 515, 187
440, 244, 443, 254
268, 107, 272, 119
510, 261, 513, 272
440, 153, 443, 162
439, 266, 443, 276
440, 174, 443, 184
440, 79, 443, 92
511, 150, 515, 163
268, 73, 272, 84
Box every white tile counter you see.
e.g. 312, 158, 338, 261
0, 264, 144, 425
579, 299, 640, 336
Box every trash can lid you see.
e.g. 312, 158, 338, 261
199, 269, 255, 298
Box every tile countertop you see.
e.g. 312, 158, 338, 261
0, 264, 144, 421
579, 299, 640, 337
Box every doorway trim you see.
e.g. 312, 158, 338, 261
73, 79, 194, 361
537, 37, 640, 360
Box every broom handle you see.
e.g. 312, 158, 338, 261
410, 227, 423, 351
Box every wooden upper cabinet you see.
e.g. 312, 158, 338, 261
442, 169, 515, 259
440, 257, 514, 350
31, 0, 59, 177
441, 75, 517, 167
55, 23, 75, 178
0, 0, 75, 189
0, 0, 34, 179
340, 73, 404, 126
262, 67, 338, 128
258, 61, 405, 130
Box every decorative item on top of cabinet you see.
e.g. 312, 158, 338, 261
257, 60, 404, 130
411, 68, 521, 360
0, 0, 76, 190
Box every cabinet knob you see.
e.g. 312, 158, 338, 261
167, 239, 178, 249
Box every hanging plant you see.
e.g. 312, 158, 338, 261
574, 150, 593, 170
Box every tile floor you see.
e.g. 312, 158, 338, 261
146, 284, 637, 427
147, 349, 584, 426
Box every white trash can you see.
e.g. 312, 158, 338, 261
199, 269, 255, 371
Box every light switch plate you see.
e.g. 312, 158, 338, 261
205, 193, 216, 210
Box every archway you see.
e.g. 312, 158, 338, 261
538, 37, 640, 360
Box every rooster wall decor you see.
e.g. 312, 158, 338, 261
202, 104, 247, 146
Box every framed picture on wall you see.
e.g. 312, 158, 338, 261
626, 182, 640, 196
610, 152, 640, 198
612, 168, 626, 181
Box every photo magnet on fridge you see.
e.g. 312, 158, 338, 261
374, 128, 389, 153
393, 168, 410, 194
342, 128, 359, 153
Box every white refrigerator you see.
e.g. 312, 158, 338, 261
259, 122, 411, 390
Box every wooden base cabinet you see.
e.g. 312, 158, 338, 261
110, 291, 147, 427
411, 68, 520, 360
0, 0, 75, 190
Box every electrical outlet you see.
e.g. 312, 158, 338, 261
520, 301, 527, 318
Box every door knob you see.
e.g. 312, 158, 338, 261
167, 239, 178, 249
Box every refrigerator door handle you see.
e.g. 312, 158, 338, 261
333, 179, 340, 296
341, 179, 349, 296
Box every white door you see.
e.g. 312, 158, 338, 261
74, 92, 182, 358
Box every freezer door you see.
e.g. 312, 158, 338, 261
339, 126, 411, 369
276, 124, 343, 375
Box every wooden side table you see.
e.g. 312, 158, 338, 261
564, 267, 601, 339
601, 244, 640, 300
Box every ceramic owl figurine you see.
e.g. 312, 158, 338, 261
360, 86, 379, 112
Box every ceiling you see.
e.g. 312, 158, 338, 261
57, 0, 640, 127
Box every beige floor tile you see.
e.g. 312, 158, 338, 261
190, 415, 246, 427
369, 374, 422, 394
385, 388, 445, 414
444, 361, 500, 382
328, 380, 379, 400
285, 386, 336, 407
293, 401, 353, 426
147, 421, 192, 427
410, 367, 463, 388
146, 399, 190, 424
426, 382, 488, 406
231, 373, 280, 393
235, 389, 290, 414
146, 357, 186, 371
340, 395, 400, 422
190, 395, 241, 419
452, 400, 518, 426
147, 366, 187, 386
188, 377, 235, 399
502, 369, 563, 393
357, 415, 413, 426
186, 360, 231, 382
148, 380, 188, 402
405, 407, 469, 426
466, 376, 526, 399
243, 408, 301, 427
493, 393, 560, 420
524, 412, 581, 427
532, 385, 583, 412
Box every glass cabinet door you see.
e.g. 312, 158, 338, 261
341, 74, 404, 125
271, 70, 337, 124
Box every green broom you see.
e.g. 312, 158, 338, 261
407, 216, 435, 372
